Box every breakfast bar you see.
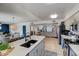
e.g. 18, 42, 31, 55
4, 35, 45, 56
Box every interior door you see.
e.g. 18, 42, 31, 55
23, 25, 26, 37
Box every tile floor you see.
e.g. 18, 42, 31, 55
45, 37, 63, 56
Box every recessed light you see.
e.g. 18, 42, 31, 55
50, 14, 58, 18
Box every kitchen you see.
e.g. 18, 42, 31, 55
0, 3, 79, 56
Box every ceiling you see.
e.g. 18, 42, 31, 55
0, 3, 77, 23
23, 3, 77, 20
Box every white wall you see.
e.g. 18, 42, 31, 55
15, 22, 31, 37
0, 13, 25, 24
0, 13, 32, 37
10, 22, 31, 37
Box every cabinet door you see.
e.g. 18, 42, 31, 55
29, 40, 45, 56
40, 40, 45, 56
29, 47, 38, 56
70, 48, 76, 56
37, 42, 42, 56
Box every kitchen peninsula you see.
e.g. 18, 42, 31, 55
7, 35, 45, 56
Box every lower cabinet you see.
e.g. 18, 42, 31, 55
27, 40, 45, 56
63, 43, 70, 56
64, 43, 77, 56
69, 48, 76, 56
29, 46, 38, 56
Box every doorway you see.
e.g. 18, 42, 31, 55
23, 25, 26, 37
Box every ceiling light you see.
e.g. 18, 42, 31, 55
50, 14, 58, 18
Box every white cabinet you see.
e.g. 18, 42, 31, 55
37, 40, 45, 56
70, 48, 76, 56
29, 46, 38, 56
28, 40, 45, 56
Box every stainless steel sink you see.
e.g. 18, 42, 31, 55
20, 40, 37, 48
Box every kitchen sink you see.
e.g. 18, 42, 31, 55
20, 40, 37, 48
28, 40, 37, 44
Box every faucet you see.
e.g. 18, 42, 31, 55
24, 32, 31, 42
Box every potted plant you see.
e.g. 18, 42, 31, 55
0, 41, 11, 55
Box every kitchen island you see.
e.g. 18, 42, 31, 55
7, 35, 45, 56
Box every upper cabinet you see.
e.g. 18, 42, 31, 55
65, 11, 79, 31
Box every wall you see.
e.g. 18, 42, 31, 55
0, 13, 25, 24
16, 22, 31, 37
0, 13, 33, 37
10, 22, 31, 37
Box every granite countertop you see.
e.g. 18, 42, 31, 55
61, 35, 76, 40
7, 35, 45, 56
61, 35, 79, 56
